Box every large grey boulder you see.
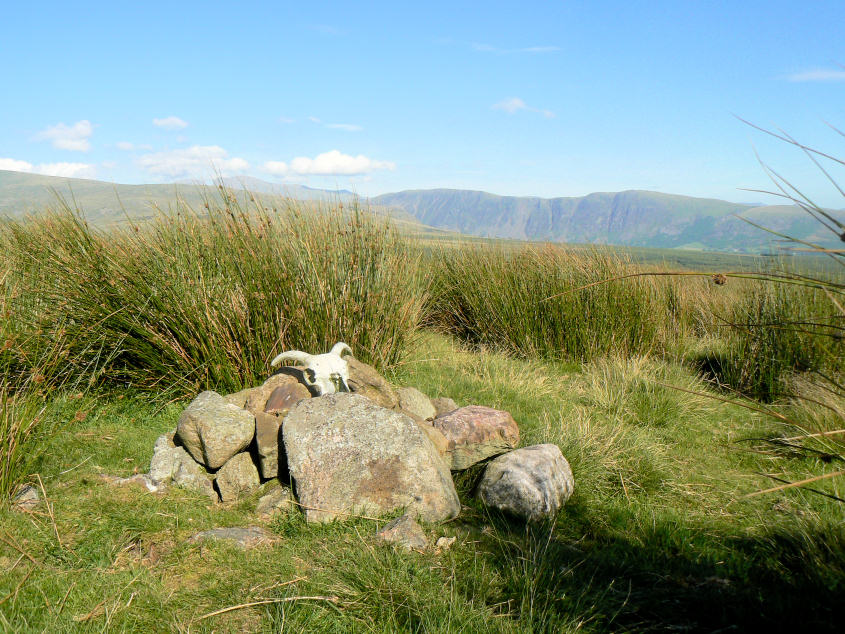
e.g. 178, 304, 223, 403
148, 431, 217, 500
433, 406, 520, 470
215, 452, 260, 503
397, 387, 437, 421
477, 444, 574, 523
283, 393, 460, 523
176, 391, 255, 469
347, 357, 399, 409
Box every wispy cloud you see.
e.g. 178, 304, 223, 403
116, 141, 135, 151
152, 116, 189, 130
263, 150, 394, 177
325, 123, 363, 132
472, 42, 559, 54
279, 116, 295, 124
0, 157, 96, 178
309, 116, 363, 132
492, 97, 554, 118
784, 67, 845, 82
34, 120, 94, 152
138, 145, 248, 179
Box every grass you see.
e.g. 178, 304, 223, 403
1, 192, 424, 395
0, 191, 842, 631
1, 333, 843, 632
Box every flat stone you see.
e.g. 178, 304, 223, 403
256, 485, 292, 516
188, 526, 271, 549
431, 397, 459, 418
222, 387, 255, 409
347, 357, 399, 409
176, 391, 255, 469
104, 473, 162, 493
433, 406, 520, 470
376, 514, 428, 550
264, 383, 310, 415
477, 444, 574, 523
215, 452, 261, 503
397, 387, 437, 421
254, 412, 284, 479
283, 393, 460, 524
11, 484, 39, 510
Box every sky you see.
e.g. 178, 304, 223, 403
1, 1, 844, 205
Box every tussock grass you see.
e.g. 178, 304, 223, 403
1, 193, 424, 394
428, 244, 662, 361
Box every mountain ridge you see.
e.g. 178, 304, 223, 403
0, 170, 834, 252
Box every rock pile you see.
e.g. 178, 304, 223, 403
143, 355, 574, 525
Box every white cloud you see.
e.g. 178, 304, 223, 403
34, 120, 94, 151
492, 97, 528, 114
492, 97, 554, 118
138, 145, 248, 179
308, 116, 322, 124
0, 157, 95, 178
279, 116, 295, 124
116, 141, 135, 151
325, 123, 363, 132
0, 157, 34, 171
785, 68, 845, 82
37, 162, 97, 178
152, 116, 189, 130
262, 150, 395, 176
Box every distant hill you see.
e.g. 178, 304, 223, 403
372, 188, 837, 252
0, 170, 838, 252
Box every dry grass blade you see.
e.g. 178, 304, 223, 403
743, 469, 845, 498
194, 595, 341, 622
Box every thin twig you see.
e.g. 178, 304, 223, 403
194, 595, 340, 622
36, 474, 63, 549
743, 470, 845, 498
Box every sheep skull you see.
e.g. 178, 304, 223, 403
270, 342, 353, 395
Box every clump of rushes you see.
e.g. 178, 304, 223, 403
428, 243, 662, 361
1, 191, 424, 394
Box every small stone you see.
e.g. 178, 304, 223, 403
215, 452, 260, 503
244, 374, 306, 415
188, 526, 271, 549
176, 391, 255, 469
431, 397, 459, 418
376, 514, 428, 550
433, 406, 520, 470
254, 412, 283, 480
477, 444, 574, 523
256, 485, 291, 516
347, 357, 399, 409
11, 484, 39, 510
413, 420, 450, 461
148, 431, 216, 500
397, 387, 437, 421
264, 383, 310, 415
105, 473, 161, 493
172, 452, 217, 501
222, 387, 255, 409
435, 536, 456, 551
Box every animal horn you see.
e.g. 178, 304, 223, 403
270, 350, 313, 367
331, 342, 353, 358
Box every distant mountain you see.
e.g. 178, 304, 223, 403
0, 170, 838, 252
372, 188, 837, 252
0, 171, 359, 227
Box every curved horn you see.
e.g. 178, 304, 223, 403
330, 342, 353, 358
270, 350, 313, 367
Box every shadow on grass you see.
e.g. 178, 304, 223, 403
481, 500, 843, 633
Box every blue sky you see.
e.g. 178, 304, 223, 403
2, 1, 844, 205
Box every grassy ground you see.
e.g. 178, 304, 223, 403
2, 333, 842, 632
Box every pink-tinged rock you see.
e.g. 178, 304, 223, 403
432, 406, 520, 470
244, 374, 308, 415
